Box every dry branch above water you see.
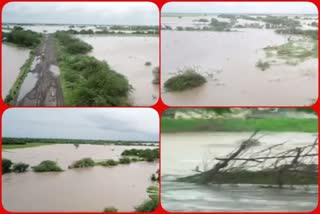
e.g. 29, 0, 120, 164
178, 132, 318, 187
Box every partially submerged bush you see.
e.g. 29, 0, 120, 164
32, 160, 63, 172
256, 60, 270, 71
164, 69, 207, 91
152, 67, 159, 85
119, 157, 131, 164
121, 148, 159, 162
4, 27, 42, 48
145, 61, 152, 66
2, 159, 13, 174
103, 207, 118, 212
69, 158, 95, 168
98, 159, 119, 167
12, 162, 29, 173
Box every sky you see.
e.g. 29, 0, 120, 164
2, 108, 159, 141
2, 2, 158, 25
162, 2, 318, 14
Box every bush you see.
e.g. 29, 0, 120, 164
121, 148, 159, 162
256, 60, 270, 71
32, 160, 63, 172
152, 67, 159, 85
12, 162, 29, 173
2, 159, 13, 174
103, 207, 118, 212
164, 69, 207, 91
145, 61, 152, 66
98, 159, 119, 167
69, 158, 95, 168
119, 157, 131, 164
5, 28, 42, 48
55, 32, 92, 54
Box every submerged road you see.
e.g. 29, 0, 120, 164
16, 34, 64, 106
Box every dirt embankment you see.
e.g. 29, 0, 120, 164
16, 34, 64, 106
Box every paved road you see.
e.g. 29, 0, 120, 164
16, 34, 64, 106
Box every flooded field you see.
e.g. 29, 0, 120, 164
161, 15, 318, 106
78, 35, 159, 106
2, 144, 158, 212
161, 132, 318, 211
2, 44, 30, 99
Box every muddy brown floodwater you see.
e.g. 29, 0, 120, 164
161, 16, 318, 106
2, 44, 30, 99
78, 35, 159, 106
2, 144, 158, 212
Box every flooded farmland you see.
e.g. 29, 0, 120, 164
2, 144, 158, 212
161, 15, 318, 106
78, 35, 159, 106
161, 132, 318, 212
2, 44, 30, 99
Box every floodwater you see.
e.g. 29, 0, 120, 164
78, 35, 159, 106
2, 144, 158, 212
1, 44, 30, 99
161, 132, 318, 212
161, 16, 318, 106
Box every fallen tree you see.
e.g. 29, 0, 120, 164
178, 132, 318, 188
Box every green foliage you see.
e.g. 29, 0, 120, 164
56, 42, 132, 106
103, 207, 118, 212
135, 186, 159, 212
119, 157, 131, 164
162, 117, 318, 133
2, 159, 13, 174
260, 16, 300, 28
5, 27, 42, 48
32, 160, 63, 172
55, 32, 92, 54
69, 158, 95, 168
121, 148, 159, 162
209, 18, 231, 31
97, 159, 119, 167
12, 162, 29, 173
152, 67, 159, 85
164, 69, 207, 92
275, 28, 318, 40
256, 60, 270, 71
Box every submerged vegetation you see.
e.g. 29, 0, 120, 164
69, 158, 95, 168
152, 67, 159, 85
135, 186, 159, 212
256, 60, 270, 71
3, 26, 42, 48
55, 32, 132, 106
32, 160, 63, 172
164, 69, 207, 92
103, 207, 118, 212
12, 162, 29, 173
2, 159, 13, 174
121, 148, 159, 162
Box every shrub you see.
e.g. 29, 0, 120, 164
32, 160, 63, 172
98, 159, 119, 167
5, 28, 42, 48
103, 207, 118, 212
121, 148, 159, 162
119, 157, 131, 164
135, 186, 159, 213
256, 60, 270, 71
145, 61, 152, 66
2, 159, 13, 174
12, 162, 29, 173
69, 158, 95, 168
164, 69, 207, 91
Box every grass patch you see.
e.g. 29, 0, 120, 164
2, 142, 52, 149
32, 160, 63, 172
164, 68, 207, 92
162, 117, 318, 133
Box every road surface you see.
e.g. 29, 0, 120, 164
16, 34, 64, 106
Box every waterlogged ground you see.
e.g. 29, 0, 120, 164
161, 15, 318, 106
161, 132, 318, 212
2, 144, 158, 212
78, 35, 159, 106
2, 44, 30, 98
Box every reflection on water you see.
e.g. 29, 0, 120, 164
2, 144, 158, 212
161, 17, 318, 106
17, 72, 39, 101
161, 132, 318, 211
2, 44, 30, 98
78, 35, 159, 106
